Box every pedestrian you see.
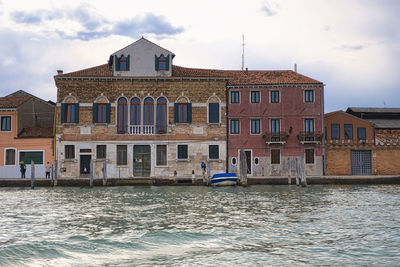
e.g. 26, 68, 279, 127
20, 161, 26, 179
45, 162, 52, 179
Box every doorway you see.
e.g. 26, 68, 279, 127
351, 150, 372, 175
133, 145, 151, 177
80, 155, 91, 175
245, 150, 252, 175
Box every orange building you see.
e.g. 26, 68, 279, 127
0, 91, 55, 178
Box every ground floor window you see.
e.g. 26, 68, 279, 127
156, 145, 167, 166
209, 145, 219, 160
65, 145, 75, 159
19, 151, 43, 165
117, 145, 127, 165
271, 149, 280, 164
305, 149, 314, 164
96, 145, 106, 159
5, 149, 16, 165
177, 144, 188, 160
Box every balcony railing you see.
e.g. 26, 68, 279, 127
297, 131, 323, 144
263, 132, 288, 144
117, 125, 166, 135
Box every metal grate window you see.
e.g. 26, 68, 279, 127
351, 150, 372, 175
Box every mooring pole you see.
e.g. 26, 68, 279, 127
295, 157, 300, 186
30, 160, 35, 189
53, 160, 58, 187
89, 159, 93, 188
103, 159, 107, 186
288, 157, 291, 185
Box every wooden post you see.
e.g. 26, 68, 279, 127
239, 149, 247, 186
103, 159, 107, 186
30, 160, 35, 189
295, 157, 299, 186
288, 157, 291, 185
89, 159, 93, 188
301, 155, 307, 187
53, 160, 58, 187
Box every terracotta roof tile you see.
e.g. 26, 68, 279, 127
0, 90, 33, 108
57, 64, 322, 85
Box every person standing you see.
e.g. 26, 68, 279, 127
20, 161, 26, 179
45, 162, 52, 179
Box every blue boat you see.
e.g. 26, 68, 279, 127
210, 173, 239, 186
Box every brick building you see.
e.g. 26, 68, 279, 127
226, 70, 324, 176
55, 38, 227, 178
0, 90, 55, 178
325, 109, 400, 175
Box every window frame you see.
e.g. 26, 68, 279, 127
208, 102, 220, 124
0, 116, 11, 132
357, 127, 366, 140
156, 144, 167, 166
65, 145, 75, 160
177, 103, 189, 123
271, 149, 280, 165
19, 150, 44, 165
344, 124, 353, 140
331, 124, 340, 140
305, 148, 315, 164
5, 148, 16, 165
97, 103, 107, 123
116, 145, 127, 166
230, 119, 240, 134
156, 97, 168, 134
250, 91, 261, 104
65, 103, 76, 123
96, 145, 106, 159
177, 144, 188, 160
304, 90, 314, 103
230, 91, 240, 104
117, 97, 128, 134
250, 119, 261, 135
208, 145, 219, 160
270, 90, 280, 103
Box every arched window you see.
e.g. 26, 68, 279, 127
117, 98, 128, 134
143, 97, 154, 125
130, 97, 141, 125
115, 55, 130, 71
156, 97, 167, 134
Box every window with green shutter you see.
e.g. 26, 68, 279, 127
19, 151, 43, 165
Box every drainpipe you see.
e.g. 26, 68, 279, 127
226, 81, 229, 173
321, 83, 326, 176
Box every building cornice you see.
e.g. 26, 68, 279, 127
55, 76, 230, 82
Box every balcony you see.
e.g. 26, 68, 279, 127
117, 125, 167, 135
263, 132, 288, 145
297, 131, 323, 144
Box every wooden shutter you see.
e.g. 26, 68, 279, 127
115, 55, 120, 71
166, 54, 170, 71
74, 103, 79, 123
187, 103, 192, 123
106, 103, 111, 123
92, 103, 98, 123
155, 55, 159, 71
208, 103, 219, 123
174, 103, 178, 123
127, 55, 130, 70
61, 103, 66, 123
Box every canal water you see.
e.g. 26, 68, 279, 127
0, 185, 399, 266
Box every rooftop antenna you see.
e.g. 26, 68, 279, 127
241, 34, 245, 71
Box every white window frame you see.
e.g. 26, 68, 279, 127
230, 119, 240, 135
231, 157, 237, 166
269, 90, 281, 103
304, 89, 315, 103
4, 148, 17, 166
230, 90, 241, 104
250, 118, 261, 135
250, 90, 261, 104
238, 149, 253, 176
0, 115, 12, 132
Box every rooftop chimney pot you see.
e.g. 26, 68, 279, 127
245, 68, 248, 72
57, 70, 63, 75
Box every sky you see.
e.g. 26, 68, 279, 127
0, 0, 399, 112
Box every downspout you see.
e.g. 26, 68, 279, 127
321, 83, 325, 176
226, 81, 229, 173
53, 104, 56, 158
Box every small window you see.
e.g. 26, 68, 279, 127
117, 145, 127, 165
96, 103, 107, 123
305, 149, 314, 164
357, 127, 366, 140
230, 119, 240, 134
155, 54, 170, 71
208, 103, 220, 123
344, 124, 353, 140
115, 55, 129, 71
251, 91, 260, 103
305, 90, 314, 102
251, 119, 261, 134
231, 91, 240, 103
96, 145, 106, 159
231, 157, 237, 166
331, 124, 340, 140
5, 149, 16, 165
175, 103, 192, 123
1, 116, 11, 131
177, 145, 188, 160
65, 145, 75, 159
19, 151, 43, 165
271, 149, 280, 164
156, 145, 167, 166
209, 145, 219, 160
270, 91, 280, 103
271, 119, 280, 134
65, 103, 78, 123
254, 157, 259, 165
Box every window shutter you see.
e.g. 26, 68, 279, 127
166, 54, 170, 71
106, 103, 111, 123
74, 103, 79, 123
115, 55, 120, 71
127, 55, 130, 71
187, 103, 192, 123
92, 103, 98, 123
61, 103, 66, 123
174, 103, 178, 123
209, 103, 219, 123
155, 55, 159, 71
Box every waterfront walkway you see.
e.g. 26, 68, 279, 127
1, 175, 400, 187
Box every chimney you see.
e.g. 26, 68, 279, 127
294, 64, 297, 73
245, 67, 248, 72
57, 70, 63, 75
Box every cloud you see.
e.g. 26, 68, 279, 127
261, 1, 279, 16
338, 44, 365, 51
9, 4, 183, 41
